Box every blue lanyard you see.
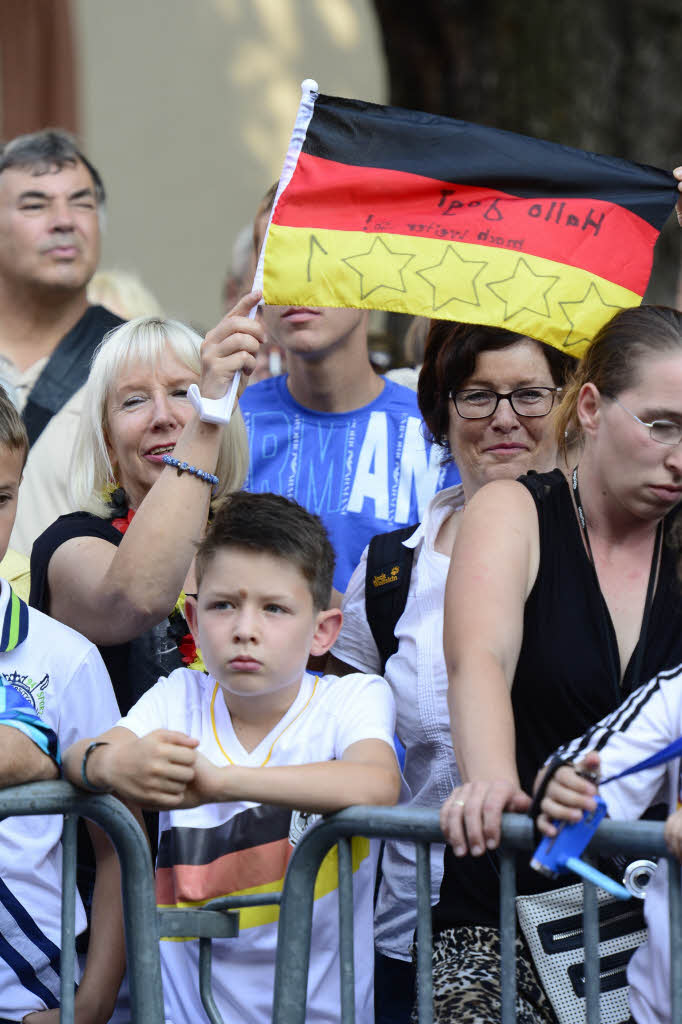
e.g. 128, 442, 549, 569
601, 735, 682, 787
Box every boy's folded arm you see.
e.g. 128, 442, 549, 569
0, 724, 59, 785
185, 738, 401, 813
64, 726, 199, 807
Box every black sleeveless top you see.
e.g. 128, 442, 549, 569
29, 511, 187, 716
434, 468, 682, 931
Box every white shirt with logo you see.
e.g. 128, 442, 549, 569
0, 578, 120, 1019
119, 668, 396, 1024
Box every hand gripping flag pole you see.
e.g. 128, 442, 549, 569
212, 79, 319, 424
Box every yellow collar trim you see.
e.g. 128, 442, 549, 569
209, 676, 319, 767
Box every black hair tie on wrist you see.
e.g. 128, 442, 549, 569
527, 754, 573, 823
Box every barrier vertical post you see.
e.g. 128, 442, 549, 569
338, 837, 356, 1024
60, 813, 77, 1023
582, 878, 600, 1023
499, 849, 517, 1024
668, 856, 682, 1023
415, 841, 433, 1024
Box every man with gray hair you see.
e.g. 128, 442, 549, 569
0, 129, 123, 554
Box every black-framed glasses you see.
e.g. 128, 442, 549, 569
612, 397, 682, 446
450, 386, 562, 420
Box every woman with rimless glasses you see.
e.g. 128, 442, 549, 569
438, 305, 682, 1023
328, 320, 574, 1024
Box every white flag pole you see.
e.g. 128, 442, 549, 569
217, 79, 320, 424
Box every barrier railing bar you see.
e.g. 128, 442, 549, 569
582, 874, 600, 1024
338, 836, 356, 1024
499, 849, 517, 1024
415, 841, 433, 1024
2, 786, 678, 1024
208, 893, 281, 907
0, 781, 165, 1023
157, 908, 239, 940
60, 812, 77, 1024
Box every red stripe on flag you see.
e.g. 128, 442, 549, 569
273, 153, 657, 295
156, 836, 292, 906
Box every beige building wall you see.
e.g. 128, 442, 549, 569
74, 0, 386, 328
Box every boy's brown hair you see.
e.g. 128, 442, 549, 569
196, 492, 336, 610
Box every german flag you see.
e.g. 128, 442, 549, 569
259, 84, 677, 357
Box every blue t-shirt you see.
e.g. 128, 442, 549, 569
239, 376, 460, 591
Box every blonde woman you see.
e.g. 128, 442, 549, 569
30, 292, 261, 714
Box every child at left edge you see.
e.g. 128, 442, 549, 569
64, 490, 401, 1024
534, 670, 682, 1024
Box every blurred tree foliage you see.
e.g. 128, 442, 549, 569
371, 0, 682, 304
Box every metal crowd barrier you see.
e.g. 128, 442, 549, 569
0, 780, 282, 1024
271, 807, 682, 1024
0, 780, 165, 1023
1, 788, 679, 1024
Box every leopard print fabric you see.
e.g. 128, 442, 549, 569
412, 925, 558, 1024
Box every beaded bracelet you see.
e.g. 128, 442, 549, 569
162, 454, 219, 490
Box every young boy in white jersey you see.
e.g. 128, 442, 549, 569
534, 670, 682, 1024
65, 491, 401, 1024
0, 386, 124, 1022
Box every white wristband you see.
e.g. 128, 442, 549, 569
188, 378, 239, 425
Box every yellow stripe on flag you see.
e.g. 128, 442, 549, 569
159, 836, 371, 937
264, 225, 641, 358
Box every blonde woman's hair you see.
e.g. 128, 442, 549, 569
70, 317, 249, 517
87, 269, 163, 320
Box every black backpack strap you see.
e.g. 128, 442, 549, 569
365, 523, 419, 673
22, 305, 124, 447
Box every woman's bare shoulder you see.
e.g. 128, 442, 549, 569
465, 477, 538, 518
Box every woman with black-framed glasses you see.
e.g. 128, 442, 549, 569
439, 305, 682, 1024
451, 385, 562, 420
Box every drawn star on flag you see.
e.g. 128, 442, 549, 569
416, 245, 488, 311
558, 282, 623, 349
487, 257, 559, 322
342, 236, 415, 299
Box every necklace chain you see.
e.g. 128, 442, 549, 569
571, 465, 662, 695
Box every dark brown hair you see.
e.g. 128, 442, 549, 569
195, 491, 336, 610
555, 306, 682, 457
0, 129, 105, 205
418, 320, 576, 452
